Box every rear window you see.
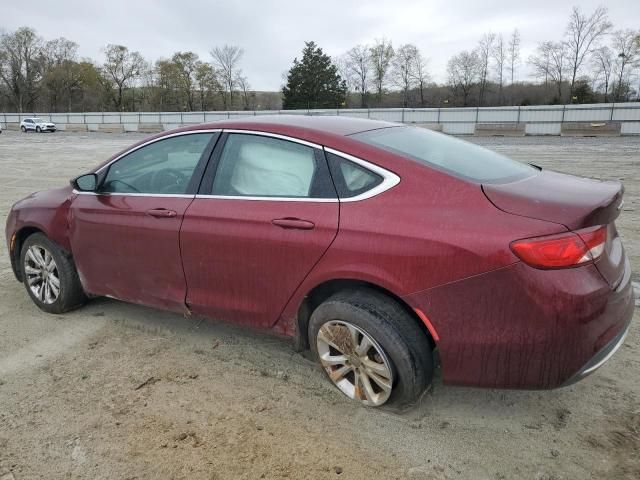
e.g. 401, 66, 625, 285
351, 126, 536, 183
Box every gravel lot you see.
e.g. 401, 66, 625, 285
0, 130, 639, 480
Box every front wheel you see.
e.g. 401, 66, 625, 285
36, 126, 41, 133
20, 233, 87, 314
309, 289, 433, 408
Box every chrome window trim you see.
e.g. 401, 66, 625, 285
74, 128, 400, 202
197, 131, 400, 203
72, 190, 194, 198
222, 129, 322, 149
95, 129, 222, 174
195, 194, 337, 203
323, 147, 400, 202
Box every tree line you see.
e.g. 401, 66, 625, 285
1, 5, 638, 113
0, 29, 259, 113
327, 6, 639, 108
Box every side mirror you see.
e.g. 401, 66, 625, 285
72, 173, 98, 192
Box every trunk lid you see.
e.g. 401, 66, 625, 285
483, 169, 626, 288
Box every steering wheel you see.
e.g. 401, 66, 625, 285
106, 179, 141, 193
151, 168, 189, 193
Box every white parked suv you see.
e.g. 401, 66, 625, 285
20, 117, 56, 133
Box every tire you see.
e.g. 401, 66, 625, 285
20, 233, 87, 314
36, 126, 41, 133
21, 126, 26, 133
308, 288, 433, 408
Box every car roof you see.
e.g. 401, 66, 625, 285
181, 115, 399, 137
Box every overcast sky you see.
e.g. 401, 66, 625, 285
3, 0, 639, 90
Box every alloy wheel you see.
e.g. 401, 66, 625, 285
316, 320, 394, 406
24, 245, 60, 304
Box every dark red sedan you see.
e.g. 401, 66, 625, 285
5, 116, 634, 407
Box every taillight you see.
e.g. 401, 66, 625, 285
510, 225, 607, 269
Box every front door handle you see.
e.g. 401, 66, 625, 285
146, 208, 177, 218
271, 218, 315, 230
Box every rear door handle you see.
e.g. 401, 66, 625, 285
146, 208, 177, 218
271, 218, 315, 230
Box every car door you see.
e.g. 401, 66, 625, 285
180, 131, 339, 328
68, 131, 219, 312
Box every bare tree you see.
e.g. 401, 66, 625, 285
529, 42, 567, 101
492, 34, 506, 104
507, 29, 521, 103
369, 38, 394, 106
392, 44, 418, 107
334, 55, 356, 101
41, 38, 83, 111
447, 50, 479, 106
591, 46, 614, 101
236, 75, 254, 110
101, 44, 145, 110
476, 33, 495, 106
611, 29, 640, 101
210, 45, 244, 109
0, 27, 43, 112
410, 52, 430, 107
344, 45, 370, 107
42, 37, 78, 66
564, 6, 612, 97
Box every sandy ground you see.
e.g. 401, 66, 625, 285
0, 130, 638, 480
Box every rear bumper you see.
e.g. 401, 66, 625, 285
404, 257, 634, 389
560, 313, 632, 386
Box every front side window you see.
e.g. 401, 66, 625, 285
351, 126, 536, 184
102, 133, 214, 194
211, 134, 323, 198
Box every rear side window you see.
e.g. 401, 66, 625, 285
326, 152, 382, 198
214, 135, 314, 197
351, 126, 535, 184
211, 134, 335, 198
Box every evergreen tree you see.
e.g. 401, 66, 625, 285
282, 41, 347, 109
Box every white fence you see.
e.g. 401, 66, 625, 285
2, 102, 640, 135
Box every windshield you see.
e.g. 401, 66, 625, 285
351, 126, 536, 184
32, 118, 43, 123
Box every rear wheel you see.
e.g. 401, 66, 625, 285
21, 126, 26, 133
20, 233, 87, 314
309, 289, 433, 408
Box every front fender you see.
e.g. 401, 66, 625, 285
6, 186, 76, 279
